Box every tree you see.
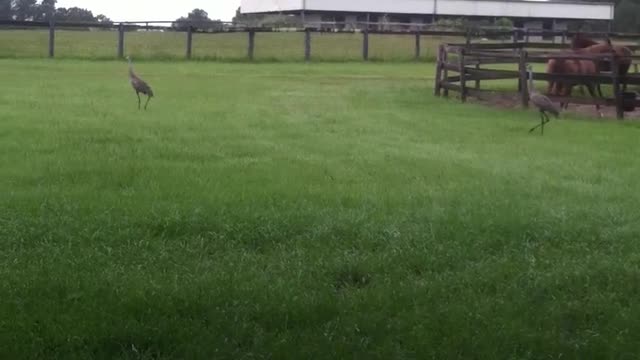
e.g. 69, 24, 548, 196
95, 14, 112, 25
614, 0, 640, 32
172, 8, 223, 31
55, 6, 95, 22
0, 0, 12, 20
12, 0, 37, 20
33, 0, 55, 21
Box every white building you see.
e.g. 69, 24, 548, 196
240, 0, 614, 35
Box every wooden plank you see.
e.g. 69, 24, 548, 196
624, 75, 640, 86
612, 55, 623, 119
304, 29, 311, 61
362, 30, 369, 61
441, 82, 462, 92
443, 47, 449, 97
443, 62, 460, 72
445, 75, 461, 83
464, 67, 520, 80
186, 26, 193, 59
117, 23, 124, 58
248, 30, 255, 60
459, 48, 467, 102
48, 20, 55, 58
434, 45, 443, 97
519, 50, 529, 108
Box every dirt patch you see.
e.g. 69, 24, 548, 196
466, 91, 640, 121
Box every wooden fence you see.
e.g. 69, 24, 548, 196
2, 19, 640, 61
435, 42, 640, 119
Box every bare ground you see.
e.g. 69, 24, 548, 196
466, 91, 640, 121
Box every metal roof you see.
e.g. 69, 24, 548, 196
240, 0, 614, 20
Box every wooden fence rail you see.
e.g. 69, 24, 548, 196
2, 19, 640, 61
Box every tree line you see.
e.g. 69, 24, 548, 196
0, 1, 638, 33
0, 0, 111, 23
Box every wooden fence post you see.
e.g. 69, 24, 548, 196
48, 19, 55, 58
459, 47, 467, 102
443, 47, 449, 97
117, 23, 125, 58
475, 63, 480, 89
525, 28, 530, 43
186, 26, 193, 59
248, 30, 255, 60
414, 32, 421, 60
304, 29, 311, 61
362, 29, 369, 61
612, 54, 624, 119
435, 44, 444, 96
518, 50, 529, 108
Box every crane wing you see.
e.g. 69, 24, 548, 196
531, 93, 560, 116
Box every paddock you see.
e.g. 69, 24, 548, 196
434, 39, 640, 119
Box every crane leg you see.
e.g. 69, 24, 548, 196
144, 95, 151, 110
529, 112, 550, 135
136, 92, 141, 110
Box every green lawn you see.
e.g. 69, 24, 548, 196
2, 59, 640, 359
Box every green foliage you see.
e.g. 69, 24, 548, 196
432, 17, 466, 30
4, 0, 110, 23
32, 0, 54, 20
0, 0, 11, 19
172, 8, 224, 31
614, 0, 640, 32
11, 0, 36, 20
494, 17, 514, 29
2, 59, 640, 359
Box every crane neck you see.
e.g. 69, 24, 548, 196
127, 58, 135, 78
528, 69, 535, 93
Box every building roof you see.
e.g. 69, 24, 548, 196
240, 0, 614, 21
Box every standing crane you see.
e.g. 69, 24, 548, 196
527, 64, 560, 135
126, 56, 154, 110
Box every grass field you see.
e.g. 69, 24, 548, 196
0, 29, 466, 61
2, 58, 640, 359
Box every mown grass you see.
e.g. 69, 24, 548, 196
0, 29, 464, 61
2, 59, 640, 359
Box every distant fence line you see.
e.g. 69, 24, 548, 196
1, 19, 640, 61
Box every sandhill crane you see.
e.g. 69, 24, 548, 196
527, 64, 560, 135
126, 56, 154, 110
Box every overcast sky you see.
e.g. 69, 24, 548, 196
56, 0, 241, 22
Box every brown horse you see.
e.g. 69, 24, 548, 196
570, 33, 633, 92
571, 32, 599, 50
546, 54, 603, 117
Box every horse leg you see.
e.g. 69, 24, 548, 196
586, 84, 603, 118
560, 83, 570, 110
